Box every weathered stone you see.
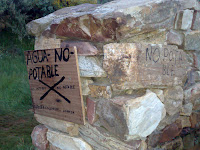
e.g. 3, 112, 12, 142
184, 31, 200, 51
103, 43, 189, 91
192, 11, 200, 30
159, 122, 182, 143
34, 114, 79, 136
97, 91, 165, 140
190, 112, 200, 128
197, 52, 200, 69
184, 82, 200, 104
157, 113, 180, 131
163, 86, 183, 116
182, 133, 195, 149
78, 56, 106, 77
47, 128, 92, 150
194, 71, 200, 82
27, 0, 182, 42
180, 103, 193, 116
175, 9, 194, 30
79, 123, 142, 150
160, 137, 183, 150
177, 116, 191, 128
81, 78, 93, 95
166, 30, 184, 46
151, 89, 164, 103
179, 0, 200, 10
61, 41, 99, 56
88, 84, 112, 99
164, 86, 184, 101
34, 36, 61, 50
50, 143, 62, 150
86, 97, 98, 125
31, 125, 49, 150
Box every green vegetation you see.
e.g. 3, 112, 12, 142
0, 30, 38, 150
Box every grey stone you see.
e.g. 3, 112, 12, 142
192, 11, 200, 30
47, 128, 93, 150
80, 78, 93, 96
180, 103, 193, 116
79, 123, 143, 150
175, 9, 194, 30
34, 114, 79, 136
166, 30, 183, 46
97, 91, 165, 140
184, 31, 200, 51
78, 56, 107, 77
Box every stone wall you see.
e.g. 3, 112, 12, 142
27, 0, 200, 149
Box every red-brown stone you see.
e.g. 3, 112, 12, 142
190, 112, 200, 129
31, 124, 49, 150
159, 122, 182, 143
86, 97, 98, 124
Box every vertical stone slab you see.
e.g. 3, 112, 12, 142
103, 43, 189, 91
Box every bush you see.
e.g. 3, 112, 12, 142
0, 0, 97, 40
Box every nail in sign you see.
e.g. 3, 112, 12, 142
24, 47, 85, 125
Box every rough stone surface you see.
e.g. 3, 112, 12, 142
175, 9, 194, 30
80, 78, 93, 95
31, 125, 49, 150
192, 11, 200, 30
89, 84, 112, 99
184, 82, 200, 104
61, 41, 99, 56
184, 31, 200, 51
151, 89, 164, 103
190, 112, 200, 128
34, 36, 61, 50
47, 128, 92, 150
103, 43, 189, 91
34, 114, 79, 136
97, 91, 165, 140
163, 86, 183, 116
166, 30, 183, 46
78, 56, 106, 77
159, 122, 182, 143
160, 137, 183, 150
182, 133, 195, 149
86, 97, 98, 125
26, 0, 182, 42
157, 113, 180, 131
79, 123, 142, 150
177, 116, 191, 128
180, 103, 193, 116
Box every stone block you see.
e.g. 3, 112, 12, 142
80, 78, 93, 96
166, 30, 184, 46
34, 114, 79, 136
88, 84, 112, 99
192, 11, 200, 30
184, 82, 200, 104
97, 91, 165, 140
190, 112, 200, 128
180, 103, 193, 116
35, 36, 61, 50
182, 133, 195, 149
163, 86, 183, 116
31, 124, 49, 150
151, 89, 164, 103
159, 122, 182, 143
160, 137, 183, 150
177, 116, 191, 128
27, 0, 181, 42
79, 123, 143, 150
184, 31, 200, 51
61, 41, 99, 56
103, 43, 189, 91
86, 97, 98, 125
47, 128, 92, 150
78, 56, 106, 77
175, 9, 194, 30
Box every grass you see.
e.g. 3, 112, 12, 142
0, 30, 38, 150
